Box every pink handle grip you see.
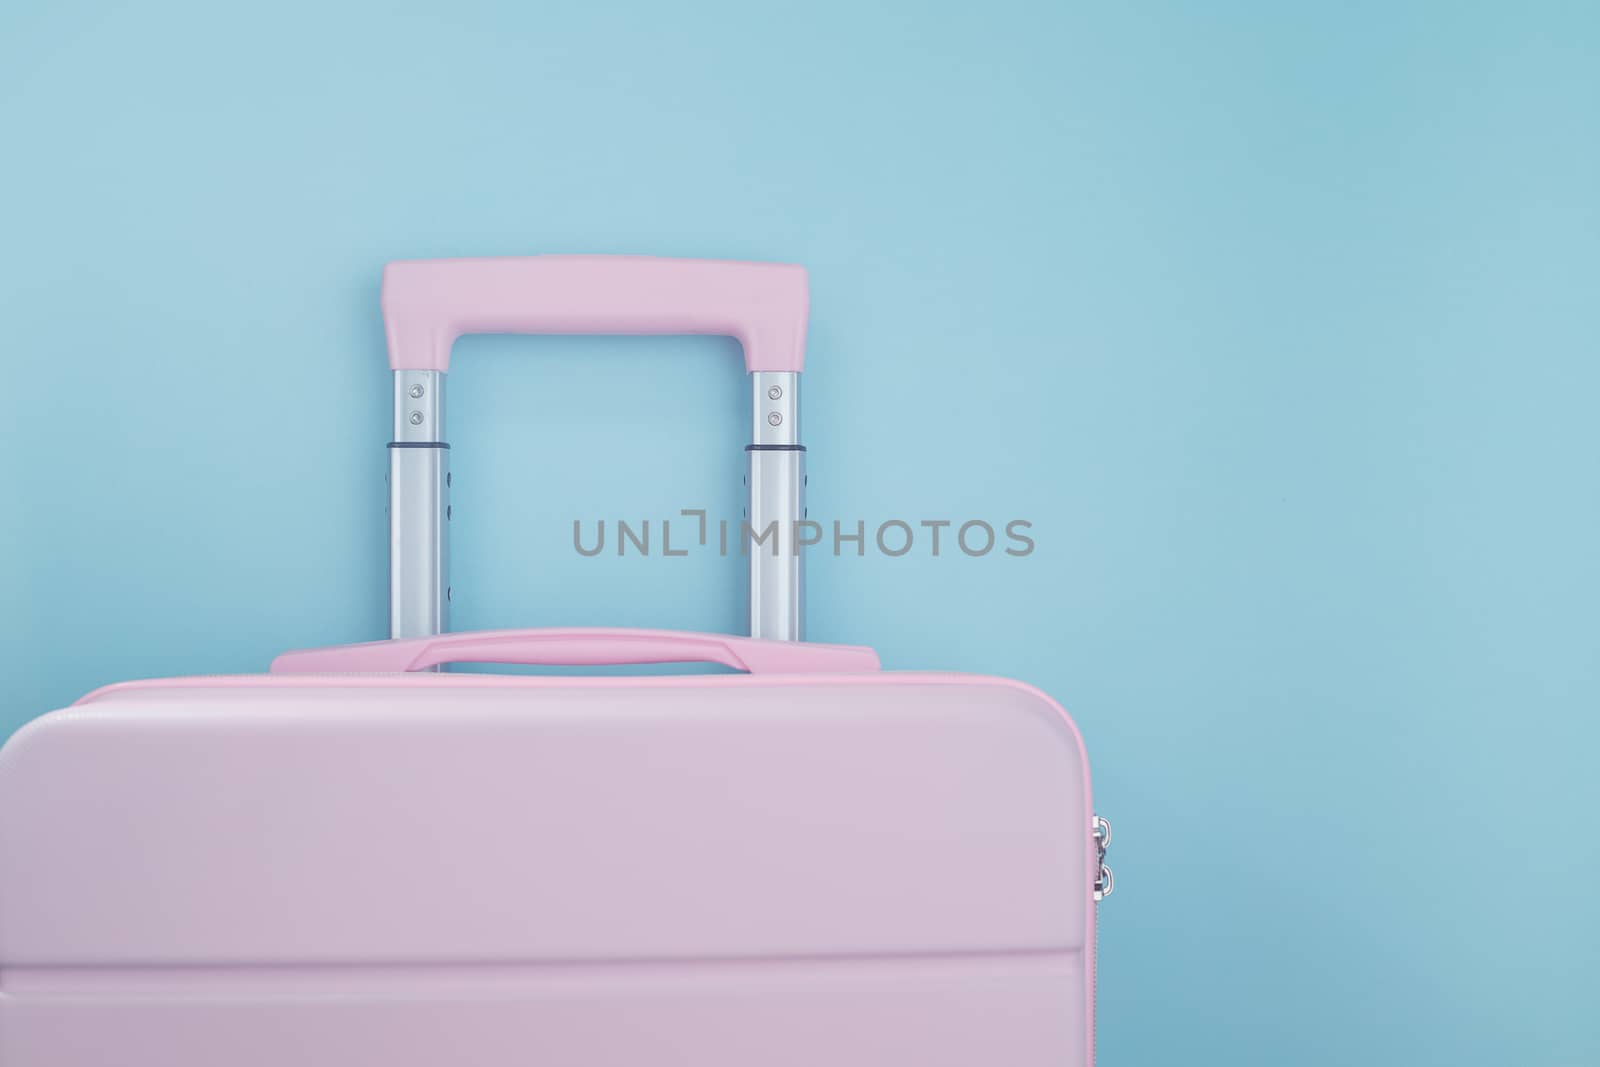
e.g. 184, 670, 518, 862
270, 628, 879, 675
381, 256, 809, 374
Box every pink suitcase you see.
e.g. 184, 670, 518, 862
0, 257, 1112, 1066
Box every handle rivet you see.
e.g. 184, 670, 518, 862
409, 411, 424, 425
767, 385, 783, 400
768, 412, 782, 426
409, 383, 425, 399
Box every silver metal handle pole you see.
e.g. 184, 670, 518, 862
387, 367, 802, 644
389, 370, 449, 640
748, 371, 804, 641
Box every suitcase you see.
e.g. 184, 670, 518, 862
0, 256, 1112, 1066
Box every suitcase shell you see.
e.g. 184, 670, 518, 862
0, 257, 1107, 1064
0, 664, 1096, 1065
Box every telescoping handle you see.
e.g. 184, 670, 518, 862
382, 256, 809, 646
271, 628, 878, 675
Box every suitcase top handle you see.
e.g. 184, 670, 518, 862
270, 628, 879, 676
381, 256, 809, 374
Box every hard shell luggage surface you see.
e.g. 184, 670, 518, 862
0, 257, 1109, 1066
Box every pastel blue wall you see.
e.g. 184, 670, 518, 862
3, 1, 1596, 1062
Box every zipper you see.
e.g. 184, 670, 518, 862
1091, 814, 1113, 1064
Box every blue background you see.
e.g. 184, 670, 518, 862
3, 1, 1597, 1062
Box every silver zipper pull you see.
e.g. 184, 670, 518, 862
1092, 814, 1114, 902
